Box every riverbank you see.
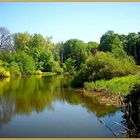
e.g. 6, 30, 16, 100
84, 75, 140, 96
76, 75, 140, 107
75, 88, 122, 107
42, 72, 57, 76
0, 71, 58, 78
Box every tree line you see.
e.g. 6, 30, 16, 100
0, 27, 140, 83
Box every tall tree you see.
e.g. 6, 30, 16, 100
99, 30, 123, 52
125, 32, 140, 64
63, 39, 88, 69
29, 34, 54, 51
125, 33, 138, 56
135, 35, 140, 64
0, 27, 12, 52
13, 32, 31, 52
87, 42, 99, 54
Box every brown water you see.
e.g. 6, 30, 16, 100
0, 75, 126, 137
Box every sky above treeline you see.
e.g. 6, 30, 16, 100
0, 2, 140, 43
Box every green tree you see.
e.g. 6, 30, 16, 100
125, 33, 138, 56
13, 32, 31, 52
71, 52, 136, 87
9, 62, 21, 77
112, 47, 127, 59
39, 50, 53, 72
118, 34, 127, 48
87, 42, 99, 54
28, 47, 43, 70
99, 30, 123, 52
29, 34, 54, 50
51, 60, 63, 74
63, 39, 88, 70
135, 35, 140, 64
64, 58, 76, 74
53, 43, 61, 63
0, 51, 14, 64
14, 52, 35, 75
28, 34, 55, 71
125, 32, 140, 64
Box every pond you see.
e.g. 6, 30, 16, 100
0, 75, 126, 137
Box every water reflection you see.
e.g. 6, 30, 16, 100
0, 96, 15, 128
0, 76, 119, 129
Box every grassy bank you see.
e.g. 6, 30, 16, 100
38, 72, 57, 76
84, 75, 140, 97
0, 71, 57, 78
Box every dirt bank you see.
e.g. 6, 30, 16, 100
74, 88, 122, 107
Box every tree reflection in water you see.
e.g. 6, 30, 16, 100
0, 96, 15, 128
0, 76, 119, 128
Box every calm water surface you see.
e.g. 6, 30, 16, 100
0, 75, 126, 137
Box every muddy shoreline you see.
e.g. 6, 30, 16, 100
74, 88, 122, 107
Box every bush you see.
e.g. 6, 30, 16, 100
64, 58, 76, 74
0, 60, 3, 66
71, 64, 88, 87
0, 51, 14, 63
9, 62, 21, 77
39, 50, 54, 72
52, 61, 63, 74
5, 71, 10, 77
71, 52, 137, 87
14, 52, 35, 75
0, 67, 10, 77
35, 70, 42, 75
44, 60, 63, 74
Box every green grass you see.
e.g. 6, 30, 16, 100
42, 72, 57, 76
84, 75, 140, 96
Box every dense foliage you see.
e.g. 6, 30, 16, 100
71, 52, 136, 87
0, 27, 140, 81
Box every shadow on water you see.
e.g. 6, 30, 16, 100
122, 85, 140, 137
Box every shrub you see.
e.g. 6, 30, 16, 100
14, 52, 35, 75
52, 61, 63, 74
0, 60, 3, 66
0, 51, 14, 63
5, 71, 10, 77
0, 67, 10, 77
35, 70, 42, 75
71, 52, 137, 87
9, 62, 21, 77
44, 60, 63, 74
64, 58, 76, 74
71, 64, 88, 87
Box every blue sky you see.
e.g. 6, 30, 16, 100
0, 2, 140, 43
